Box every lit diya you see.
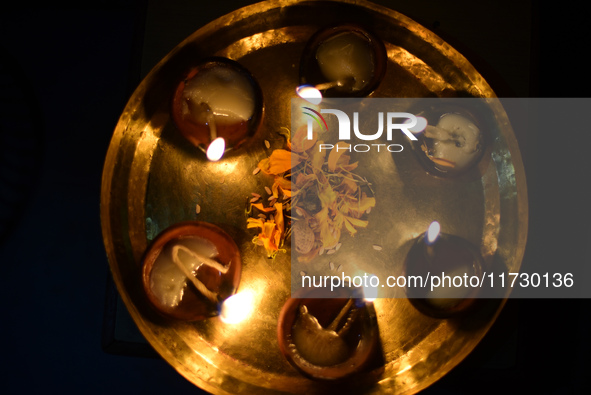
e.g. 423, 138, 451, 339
141, 221, 241, 321
277, 288, 379, 380
171, 57, 263, 160
412, 105, 486, 177
299, 24, 387, 97
404, 221, 484, 317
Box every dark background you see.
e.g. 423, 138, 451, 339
1, 1, 589, 394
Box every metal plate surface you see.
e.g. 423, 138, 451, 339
100, 1, 528, 393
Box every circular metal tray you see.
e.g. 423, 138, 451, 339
100, 1, 527, 393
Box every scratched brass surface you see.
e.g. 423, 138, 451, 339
100, 1, 528, 394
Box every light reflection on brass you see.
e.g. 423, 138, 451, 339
386, 45, 453, 95
101, 0, 527, 394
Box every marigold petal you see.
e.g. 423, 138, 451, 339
311, 143, 326, 169
345, 216, 368, 227
274, 202, 284, 232
252, 203, 275, 212
328, 142, 350, 171
274, 176, 291, 190
343, 217, 358, 235
247, 218, 264, 229
291, 125, 317, 153
259, 149, 302, 175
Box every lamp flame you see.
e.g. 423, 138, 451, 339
362, 274, 379, 302
206, 137, 225, 161
426, 221, 441, 245
219, 291, 254, 324
296, 85, 322, 105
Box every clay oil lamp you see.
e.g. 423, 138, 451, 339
141, 221, 241, 321
171, 57, 263, 161
299, 24, 387, 98
404, 221, 484, 318
277, 287, 379, 380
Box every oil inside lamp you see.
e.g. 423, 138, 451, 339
414, 112, 484, 176
292, 299, 357, 366
150, 239, 229, 306
171, 57, 263, 159
404, 221, 484, 317
316, 32, 374, 92
299, 25, 386, 97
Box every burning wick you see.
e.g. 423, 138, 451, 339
220, 291, 254, 324
314, 76, 355, 91
206, 137, 225, 161
362, 274, 379, 302
196, 102, 226, 162
327, 298, 356, 333
426, 221, 441, 244
425, 221, 441, 259
296, 78, 355, 104
296, 85, 322, 104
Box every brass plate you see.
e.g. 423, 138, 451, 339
100, 1, 528, 394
